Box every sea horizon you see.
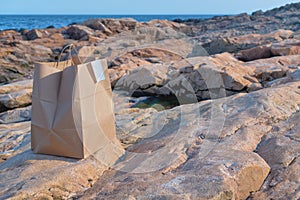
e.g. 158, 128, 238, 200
0, 14, 224, 30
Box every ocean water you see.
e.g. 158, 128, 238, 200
0, 15, 215, 31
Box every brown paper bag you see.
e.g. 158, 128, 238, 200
31, 45, 123, 162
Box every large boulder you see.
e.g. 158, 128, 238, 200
66, 25, 94, 40
118, 53, 257, 100
108, 46, 186, 86
113, 52, 298, 100
114, 64, 171, 96
25, 29, 43, 40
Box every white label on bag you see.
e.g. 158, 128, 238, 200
91, 60, 105, 82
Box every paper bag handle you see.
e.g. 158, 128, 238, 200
56, 44, 83, 67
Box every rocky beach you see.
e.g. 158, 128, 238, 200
0, 2, 300, 199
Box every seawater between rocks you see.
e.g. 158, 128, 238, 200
131, 96, 179, 111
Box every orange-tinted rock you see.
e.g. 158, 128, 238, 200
271, 40, 300, 56
236, 45, 272, 61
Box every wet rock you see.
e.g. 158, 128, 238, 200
46, 25, 55, 29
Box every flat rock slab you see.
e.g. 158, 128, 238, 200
0, 81, 299, 199
0, 121, 108, 199
79, 81, 300, 199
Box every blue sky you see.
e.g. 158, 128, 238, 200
0, 0, 299, 15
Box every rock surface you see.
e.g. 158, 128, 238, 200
0, 106, 31, 124
25, 29, 43, 40
0, 80, 32, 112
250, 111, 300, 200
78, 81, 300, 200
66, 25, 95, 41
0, 2, 300, 199
236, 45, 272, 61
83, 18, 141, 35
0, 149, 108, 199
176, 2, 300, 40
271, 39, 300, 56
203, 30, 294, 55
0, 80, 299, 199
114, 52, 300, 100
